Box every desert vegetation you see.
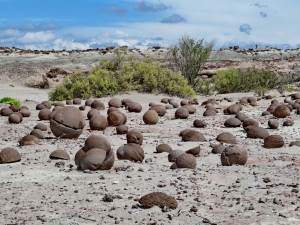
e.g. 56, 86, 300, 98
0, 97, 21, 107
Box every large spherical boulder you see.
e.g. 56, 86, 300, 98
91, 100, 105, 110
156, 143, 172, 153
264, 135, 284, 148
108, 97, 122, 108
143, 110, 159, 125
89, 114, 107, 131
127, 102, 142, 113
127, 129, 143, 145
73, 98, 81, 105
0, 147, 21, 164
149, 105, 167, 117
107, 111, 127, 126
82, 134, 111, 152
171, 153, 196, 169
50, 106, 86, 139
175, 107, 189, 119
247, 127, 269, 139
49, 149, 70, 160
273, 104, 291, 118
117, 143, 144, 162
216, 132, 236, 144
221, 145, 248, 166
19, 108, 31, 117
139, 192, 178, 209
181, 130, 206, 142
8, 113, 21, 124
224, 117, 242, 128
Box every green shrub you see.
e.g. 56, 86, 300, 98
49, 55, 195, 101
0, 97, 21, 107
213, 67, 280, 95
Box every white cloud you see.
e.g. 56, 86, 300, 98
21, 31, 56, 43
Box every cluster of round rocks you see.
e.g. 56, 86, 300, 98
1, 93, 298, 171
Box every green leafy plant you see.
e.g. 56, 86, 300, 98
9, 84, 15, 87
0, 97, 21, 107
49, 53, 196, 101
169, 36, 214, 88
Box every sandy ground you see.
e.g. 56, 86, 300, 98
0, 85, 299, 225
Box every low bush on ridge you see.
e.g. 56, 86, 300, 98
49, 54, 196, 101
0, 97, 21, 107
211, 67, 281, 95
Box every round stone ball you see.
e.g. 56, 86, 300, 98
168, 150, 185, 162
30, 129, 45, 139
0, 147, 21, 164
143, 110, 159, 125
82, 134, 111, 152
216, 132, 236, 144
38, 108, 51, 120
19, 108, 31, 117
181, 130, 206, 142
175, 107, 189, 119
149, 105, 167, 117
273, 104, 291, 118
246, 126, 269, 139
19, 135, 39, 146
221, 145, 248, 166
91, 100, 105, 110
1, 107, 13, 116
116, 125, 128, 134
73, 98, 81, 105
107, 111, 127, 126
224, 117, 242, 128
50, 106, 86, 139
127, 102, 142, 113
117, 143, 144, 162
156, 144, 172, 153
49, 149, 70, 160
264, 135, 284, 148
108, 97, 122, 108
171, 153, 196, 169
8, 113, 21, 124
85, 99, 93, 107
89, 114, 107, 131
87, 108, 100, 120
193, 119, 208, 128
126, 129, 143, 145
34, 123, 48, 131
268, 119, 279, 129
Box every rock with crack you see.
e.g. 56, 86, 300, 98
50, 106, 86, 139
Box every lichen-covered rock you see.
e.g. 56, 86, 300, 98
0, 147, 21, 164
156, 143, 172, 153
50, 106, 85, 139
216, 132, 236, 144
264, 135, 284, 148
139, 192, 178, 209
143, 110, 159, 125
89, 114, 107, 131
49, 149, 70, 160
117, 143, 144, 162
221, 145, 248, 166
126, 129, 143, 145
181, 130, 206, 142
175, 107, 189, 119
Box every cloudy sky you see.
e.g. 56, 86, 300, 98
0, 0, 299, 50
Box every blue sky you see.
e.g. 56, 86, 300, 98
0, 0, 299, 50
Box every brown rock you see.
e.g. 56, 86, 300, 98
168, 150, 185, 162
247, 127, 269, 139
127, 102, 142, 113
82, 134, 111, 152
19, 135, 39, 146
203, 109, 217, 117
273, 104, 291, 118
79, 148, 106, 170
116, 125, 128, 134
87, 108, 100, 120
49, 149, 70, 160
0, 147, 21, 164
264, 135, 284, 148
30, 129, 45, 139
156, 144, 172, 153
8, 113, 21, 124
221, 145, 248, 166
150, 105, 167, 117
243, 118, 259, 130
108, 97, 122, 108
91, 100, 105, 110
183, 105, 196, 114
127, 129, 143, 145
235, 112, 248, 122
0, 107, 13, 116
186, 146, 200, 156
268, 119, 279, 129
38, 108, 51, 120
89, 114, 107, 131
216, 132, 236, 144
175, 107, 189, 119
193, 119, 208, 128
181, 130, 206, 142
180, 99, 189, 106
211, 143, 226, 154
139, 192, 178, 209
143, 110, 159, 125
171, 153, 196, 169
117, 143, 144, 162
73, 98, 81, 105
226, 104, 242, 115
50, 106, 86, 138
283, 119, 294, 126
224, 117, 242, 128
34, 123, 47, 131
19, 108, 31, 117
